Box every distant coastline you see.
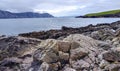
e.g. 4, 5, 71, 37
76, 9, 120, 18
0, 10, 54, 18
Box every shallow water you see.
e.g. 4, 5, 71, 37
0, 18, 120, 35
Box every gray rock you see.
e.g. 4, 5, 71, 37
103, 51, 120, 62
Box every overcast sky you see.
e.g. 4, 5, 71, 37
0, 0, 120, 16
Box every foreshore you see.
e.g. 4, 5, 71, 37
0, 20, 120, 71
19, 21, 120, 40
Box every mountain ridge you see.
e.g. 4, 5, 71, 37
0, 10, 54, 18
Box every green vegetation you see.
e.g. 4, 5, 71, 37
85, 9, 120, 17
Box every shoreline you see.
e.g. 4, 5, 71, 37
19, 20, 120, 40
0, 20, 120, 71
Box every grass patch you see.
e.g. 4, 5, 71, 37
85, 9, 120, 17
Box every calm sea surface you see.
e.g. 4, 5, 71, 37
0, 18, 120, 35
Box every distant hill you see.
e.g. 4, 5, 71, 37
0, 10, 54, 18
76, 9, 120, 18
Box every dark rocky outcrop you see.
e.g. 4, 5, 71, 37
19, 21, 120, 40
0, 10, 54, 18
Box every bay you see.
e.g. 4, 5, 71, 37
0, 18, 120, 35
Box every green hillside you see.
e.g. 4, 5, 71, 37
85, 9, 120, 17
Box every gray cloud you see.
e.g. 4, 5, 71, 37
0, 0, 120, 16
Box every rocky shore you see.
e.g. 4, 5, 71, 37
19, 21, 120, 40
0, 21, 120, 71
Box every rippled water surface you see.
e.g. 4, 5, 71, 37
0, 18, 120, 35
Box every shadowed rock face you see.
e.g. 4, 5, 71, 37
0, 21, 120, 71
